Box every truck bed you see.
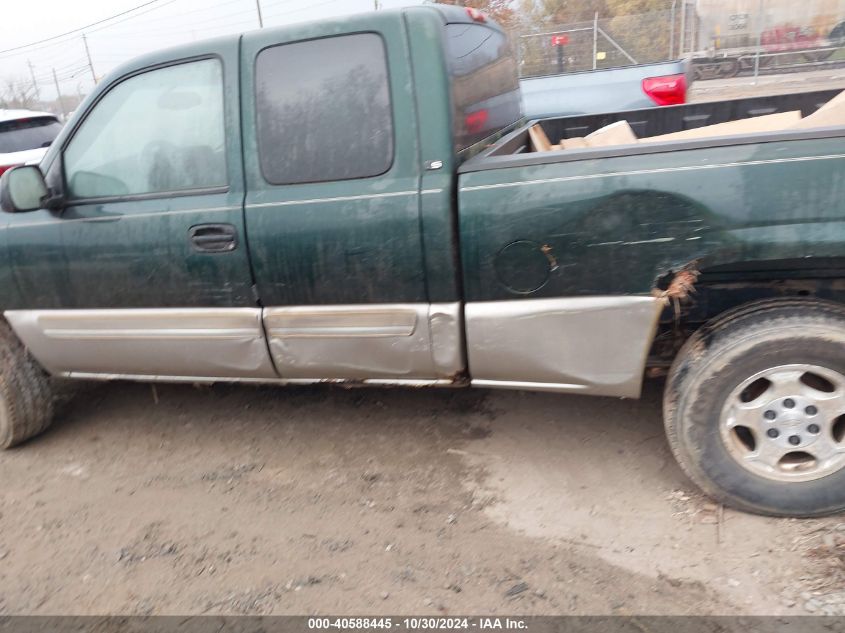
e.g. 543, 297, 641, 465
455, 85, 845, 401
472, 88, 843, 166
457, 84, 845, 305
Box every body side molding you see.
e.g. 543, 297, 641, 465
4, 308, 277, 379
4, 298, 656, 395
5, 304, 466, 383
264, 303, 463, 380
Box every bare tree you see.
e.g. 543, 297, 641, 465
0, 77, 38, 110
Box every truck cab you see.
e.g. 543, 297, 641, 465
0, 5, 518, 385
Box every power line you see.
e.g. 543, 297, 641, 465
89, 0, 352, 74
32, 64, 89, 83
7, 0, 361, 92
262, 0, 348, 21
101, 0, 306, 37
138, 6, 259, 30
84, 0, 321, 45
82, 0, 190, 36
86, 14, 260, 47
85, 0, 248, 34
49, 67, 90, 81
0, 0, 176, 56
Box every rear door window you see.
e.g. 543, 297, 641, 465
444, 23, 522, 151
254, 33, 394, 185
0, 116, 62, 153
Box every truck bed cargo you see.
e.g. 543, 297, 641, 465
475, 89, 845, 164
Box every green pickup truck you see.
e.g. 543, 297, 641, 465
2, 5, 845, 518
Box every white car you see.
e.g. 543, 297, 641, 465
0, 109, 63, 176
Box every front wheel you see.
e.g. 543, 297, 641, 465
0, 320, 55, 448
664, 299, 845, 517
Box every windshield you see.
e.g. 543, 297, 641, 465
0, 116, 62, 154
444, 22, 522, 153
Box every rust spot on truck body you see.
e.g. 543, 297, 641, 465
540, 244, 559, 271
653, 262, 701, 304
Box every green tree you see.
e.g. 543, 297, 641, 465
515, 0, 678, 74
604, 0, 674, 14
517, 0, 607, 24
517, 0, 673, 24
603, 0, 677, 63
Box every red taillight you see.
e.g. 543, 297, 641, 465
465, 109, 489, 134
0, 164, 20, 178
642, 73, 687, 106
466, 7, 486, 22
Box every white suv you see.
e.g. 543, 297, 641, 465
0, 109, 63, 176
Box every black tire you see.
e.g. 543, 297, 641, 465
664, 298, 845, 517
719, 58, 740, 78
829, 21, 845, 47
0, 320, 55, 448
802, 49, 835, 63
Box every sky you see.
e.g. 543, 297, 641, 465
0, 0, 424, 102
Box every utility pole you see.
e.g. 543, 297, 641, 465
669, 0, 677, 59
753, 0, 763, 84
52, 68, 67, 120
593, 12, 599, 70
374, 0, 380, 9
82, 33, 96, 84
27, 60, 41, 103
255, 0, 264, 27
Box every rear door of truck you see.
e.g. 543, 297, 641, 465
240, 13, 461, 383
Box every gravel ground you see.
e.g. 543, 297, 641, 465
0, 379, 841, 615
690, 68, 845, 102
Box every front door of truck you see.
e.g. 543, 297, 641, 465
4, 44, 277, 381
240, 16, 460, 382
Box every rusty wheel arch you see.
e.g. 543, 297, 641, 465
646, 262, 845, 372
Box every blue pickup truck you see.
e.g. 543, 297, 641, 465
520, 59, 693, 118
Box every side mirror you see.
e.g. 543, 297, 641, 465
0, 165, 48, 213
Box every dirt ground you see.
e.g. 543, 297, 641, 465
0, 379, 842, 615
690, 68, 845, 102
2, 70, 845, 616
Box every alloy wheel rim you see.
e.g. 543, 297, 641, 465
720, 364, 845, 482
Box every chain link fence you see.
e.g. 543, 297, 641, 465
512, 0, 845, 80
513, 7, 691, 78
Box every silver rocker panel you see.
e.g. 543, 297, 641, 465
465, 296, 662, 398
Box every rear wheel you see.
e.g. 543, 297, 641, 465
719, 58, 740, 78
664, 299, 845, 517
802, 49, 835, 62
0, 320, 55, 449
829, 21, 845, 47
